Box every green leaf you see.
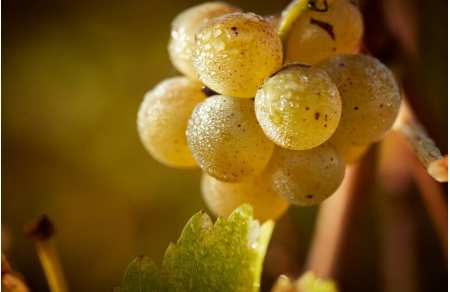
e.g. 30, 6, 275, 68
121, 256, 161, 292
120, 204, 274, 292
296, 272, 338, 292
272, 272, 338, 292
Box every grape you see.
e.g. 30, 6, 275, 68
137, 77, 205, 168
265, 14, 280, 29
168, 2, 240, 80
201, 173, 289, 221
266, 144, 345, 206
193, 12, 283, 98
255, 64, 342, 150
318, 54, 402, 145
284, 0, 363, 65
187, 95, 274, 182
331, 141, 369, 164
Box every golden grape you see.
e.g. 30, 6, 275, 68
137, 77, 205, 168
168, 2, 240, 79
284, 0, 363, 65
318, 54, 402, 145
201, 173, 289, 221
193, 12, 283, 98
267, 144, 345, 206
187, 95, 274, 182
331, 141, 369, 164
255, 64, 342, 150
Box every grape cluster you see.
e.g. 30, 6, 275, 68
137, 1, 401, 220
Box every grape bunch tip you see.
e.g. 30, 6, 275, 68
137, 0, 402, 220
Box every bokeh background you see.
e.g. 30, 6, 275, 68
2, 0, 447, 291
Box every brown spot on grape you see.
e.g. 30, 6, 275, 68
310, 18, 335, 40
315, 112, 320, 120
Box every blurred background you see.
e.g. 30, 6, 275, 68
2, 0, 447, 291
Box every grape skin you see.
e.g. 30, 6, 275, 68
265, 14, 280, 30
193, 12, 283, 98
255, 65, 342, 150
137, 77, 205, 168
168, 2, 240, 80
284, 0, 363, 65
332, 142, 369, 164
187, 95, 274, 182
318, 54, 402, 146
201, 173, 289, 221
266, 144, 345, 206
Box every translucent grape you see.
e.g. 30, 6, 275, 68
255, 64, 342, 150
201, 173, 289, 221
168, 2, 240, 79
193, 12, 283, 98
137, 77, 205, 168
267, 144, 345, 206
318, 54, 402, 145
284, 0, 363, 65
187, 95, 274, 182
331, 141, 369, 164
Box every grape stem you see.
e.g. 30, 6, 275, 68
278, 0, 310, 42
393, 101, 448, 182
306, 151, 376, 278
25, 215, 69, 292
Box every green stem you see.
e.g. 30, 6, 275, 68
278, 0, 310, 42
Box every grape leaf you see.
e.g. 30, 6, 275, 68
120, 204, 274, 292
121, 256, 161, 292
271, 272, 338, 292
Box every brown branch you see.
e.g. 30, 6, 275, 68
378, 132, 420, 292
382, 119, 447, 257
411, 157, 448, 256
383, 128, 447, 256
306, 150, 376, 278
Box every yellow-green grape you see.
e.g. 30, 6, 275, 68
267, 144, 345, 206
187, 95, 274, 182
168, 2, 240, 79
255, 64, 342, 150
201, 173, 289, 221
331, 141, 369, 164
137, 77, 205, 168
284, 0, 363, 65
193, 12, 283, 98
318, 54, 401, 146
